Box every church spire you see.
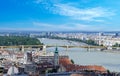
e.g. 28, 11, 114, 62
54, 46, 59, 67
55, 46, 58, 53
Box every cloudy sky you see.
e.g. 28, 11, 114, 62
0, 0, 120, 31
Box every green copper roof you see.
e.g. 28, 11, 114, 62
55, 46, 58, 53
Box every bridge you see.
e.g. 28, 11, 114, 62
0, 45, 107, 52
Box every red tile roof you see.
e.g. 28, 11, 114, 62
59, 58, 107, 72
59, 58, 72, 65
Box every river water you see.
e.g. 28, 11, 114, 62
38, 38, 120, 72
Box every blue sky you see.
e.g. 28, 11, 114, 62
0, 0, 120, 31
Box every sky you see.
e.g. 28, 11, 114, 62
0, 0, 120, 31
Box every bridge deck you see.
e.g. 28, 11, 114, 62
0, 45, 106, 49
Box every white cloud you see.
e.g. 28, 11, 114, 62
34, 0, 43, 4
33, 22, 52, 27
0, 27, 41, 31
51, 4, 114, 21
33, 22, 105, 31
32, 0, 116, 31
33, 22, 73, 30
34, 0, 115, 21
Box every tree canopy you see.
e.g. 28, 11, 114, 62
0, 36, 43, 46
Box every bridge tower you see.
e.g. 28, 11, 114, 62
21, 45, 24, 52
0, 46, 4, 50
66, 45, 69, 55
87, 46, 90, 51
43, 45, 46, 55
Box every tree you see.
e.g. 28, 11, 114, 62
113, 43, 120, 47
0, 36, 43, 46
71, 59, 74, 64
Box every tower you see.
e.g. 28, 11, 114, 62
54, 46, 59, 67
43, 45, 46, 55
98, 32, 103, 45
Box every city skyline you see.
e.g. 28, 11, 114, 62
0, 0, 120, 31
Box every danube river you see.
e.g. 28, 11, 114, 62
38, 38, 120, 72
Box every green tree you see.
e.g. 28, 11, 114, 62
0, 36, 43, 46
71, 59, 74, 64
113, 43, 120, 47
